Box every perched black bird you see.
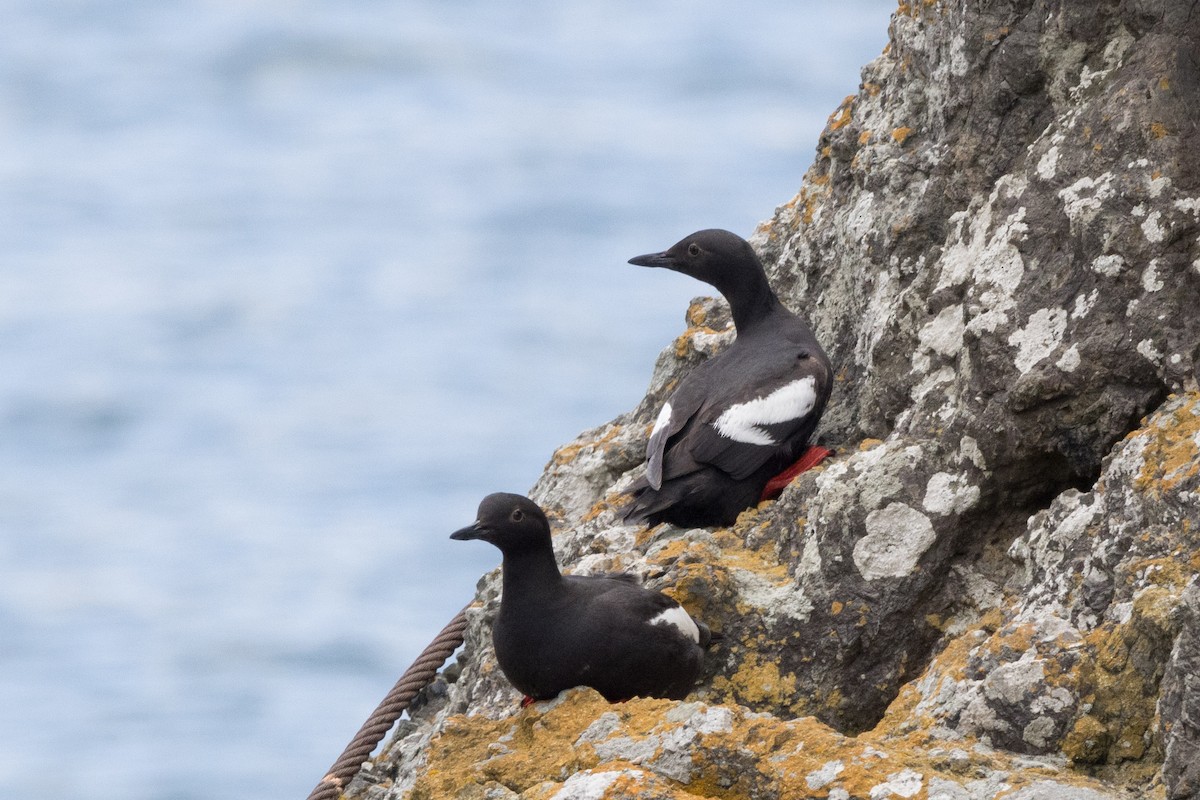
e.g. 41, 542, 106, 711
451, 493, 715, 703
623, 229, 833, 528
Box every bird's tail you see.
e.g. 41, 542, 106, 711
620, 478, 662, 526
696, 620, 722, 649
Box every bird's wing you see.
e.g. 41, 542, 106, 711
644, 375, 710, 490
685, 351, 832, 481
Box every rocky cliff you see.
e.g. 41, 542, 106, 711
346, 0, 1200, 797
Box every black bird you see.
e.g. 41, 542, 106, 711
623, 229, 833, 528
450, 493, 715, 703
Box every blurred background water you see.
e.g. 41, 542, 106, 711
0, 2, 894, 798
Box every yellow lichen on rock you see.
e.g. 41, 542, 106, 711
406, 687, 1122, 799
1134, 392, 1200, 495
673, 325, 727, 359
709, 652, 800, 713
827, 96, 855, 132
551, 424, 624, 467
1070, 586, 1178, 777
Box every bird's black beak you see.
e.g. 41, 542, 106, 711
450, 522, 490, 541
628, 251, 674, 269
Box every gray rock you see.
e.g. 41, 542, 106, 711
344, 0, 1200, 797
1161, 579, 1200, 800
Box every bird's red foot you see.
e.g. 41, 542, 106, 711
760, 445, 834, 502
520, 695, 536, 708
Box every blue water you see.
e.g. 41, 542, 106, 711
0, 2, 893, 798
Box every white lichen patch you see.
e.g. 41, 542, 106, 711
959, 436, 988, 471
917, 304, 966, 358
577, 712, 624, 746
589, 734, 659, 771
857, 270, 900, 371
806, 760, 846, 790
1137, 338, 1164, 365
1008, 308, 1069, 374
663, 703, 733, 734
1011, 491, 1099, 602
1072, 289, 1099, 318
1090, 254, 1125, 277
854, 503, 937, 580
551, 769, 620, 800
1141, 210, 1166, 243
923, 472, 981, 516
797, 534, 822, 577
729, 569, 815, 626
910, 366, 956, 407
1174, 197, 1200, 216
1142, 259, 1164, 292
1036, 146, 1059, 181
644, 707, 733, 782
1058, 174, 1115, 228
936, 194, 1028, 332
871, 769, 924, 799
927, 776, 973, 800
1056, 344, 1081, 373
689, 328, 735, 356
847, 191, 878, 243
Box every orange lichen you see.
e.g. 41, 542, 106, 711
685, 300, 710, 328
891, 126, 914, 145
581, 494, 621, 524
1133, 393, 1200, 494
1150, 121, 1169, 139
827, 96, 855, 131
551, 424, 624, 466
406, 688, 1119, 799
674, 325, 726, 359
1067, 585, 1179, 780
711, 652, 801, 711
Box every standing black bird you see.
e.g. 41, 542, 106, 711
450, 493, 715, 703
623, 229, 833, 528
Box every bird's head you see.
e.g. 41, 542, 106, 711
627, 228, 763, 297
450, 492, 551, 554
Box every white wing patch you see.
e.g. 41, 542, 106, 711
713, 376, 817, 446
650, 402, 673, 438
648, 604, 700, 643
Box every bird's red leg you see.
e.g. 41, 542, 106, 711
760, 445, 834, 502
520, 695, 536, 708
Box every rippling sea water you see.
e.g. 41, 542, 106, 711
0, 2, 893, 798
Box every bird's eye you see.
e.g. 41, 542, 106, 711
687, 243, 701, 257
511, 509, 524, 522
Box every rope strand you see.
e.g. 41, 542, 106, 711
306, 606, 470, 800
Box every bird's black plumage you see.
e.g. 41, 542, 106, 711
450, 493, 714, 703
623, 229, 833, 528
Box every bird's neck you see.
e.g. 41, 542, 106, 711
500, 545, 565, 602
727, 276, 785, 334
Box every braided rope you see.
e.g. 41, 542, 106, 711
306, 606, 470, 800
